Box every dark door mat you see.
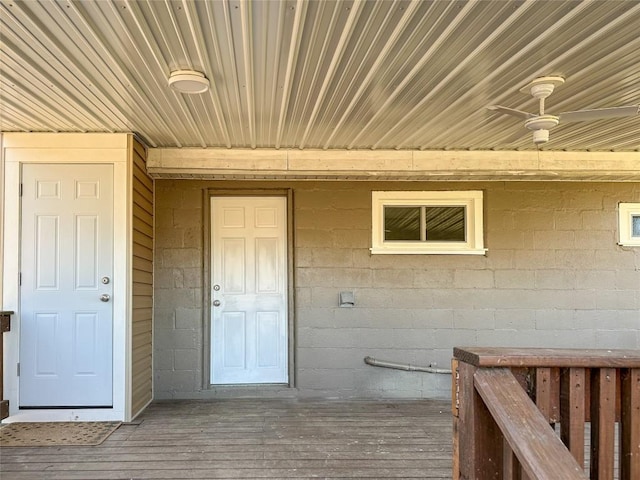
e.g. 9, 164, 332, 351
0, 421, 121, 447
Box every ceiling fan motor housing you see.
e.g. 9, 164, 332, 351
524, 115, 559, 143
532, 129, 550, 144
524, 115, 560, 131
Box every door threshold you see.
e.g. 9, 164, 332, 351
4, 408, 124, 423
210, 383, 289, 387
20, 405, 113, 410
163, 385, 298, 401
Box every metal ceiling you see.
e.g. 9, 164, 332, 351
1, 0, 639, 152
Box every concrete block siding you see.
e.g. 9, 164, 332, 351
153, 181, 640, 400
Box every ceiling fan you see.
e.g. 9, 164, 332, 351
488, 76, 640, 145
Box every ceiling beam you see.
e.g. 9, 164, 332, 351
147, 148, 640, 181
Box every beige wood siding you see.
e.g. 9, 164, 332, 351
131, 139, 153, 418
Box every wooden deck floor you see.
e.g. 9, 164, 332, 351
0, 399, 453, 479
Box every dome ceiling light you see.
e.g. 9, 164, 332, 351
168, 69, 210, 94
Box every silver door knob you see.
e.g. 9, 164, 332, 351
100, 294, 111, 302
213, 300, 221, 307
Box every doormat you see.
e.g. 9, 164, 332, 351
0, 421, 121, 447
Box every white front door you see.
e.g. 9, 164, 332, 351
210, 196, 288, 384
20, 164, 114, 407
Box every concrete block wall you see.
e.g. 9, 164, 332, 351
154, 180, 640, 400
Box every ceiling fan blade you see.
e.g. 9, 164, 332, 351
558, 105, 639, 123
487, 105, 535, 119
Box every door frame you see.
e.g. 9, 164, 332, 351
1, 133, 130, 421
204, 189, 295, 389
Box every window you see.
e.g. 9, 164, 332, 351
371, 191, 486, 255
618, 203, 640, 246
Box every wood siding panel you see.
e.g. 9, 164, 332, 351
134, 246, 153, 262
133, 183, 153, 208
133, 204, 153, 228
133, 230, 153, 250
131, 139, 153, 419
133, 190, 153, 217
133, 283, 153, 297
133, 320, 152, 337
133, 217, 153, 238
133, 165, 153, 194
133, 296, 153, 309
133, 256, 153, 273
133, 270, 153, 285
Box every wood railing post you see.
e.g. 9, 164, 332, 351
590, 368, 616, 480
457, 361, 503, 479
503, 439, 531, 480
560, 367, 586, 467
452, 359, 460, 480
620, 368, 640, 480
503, 439, 520, 480
535, 367, 560, 423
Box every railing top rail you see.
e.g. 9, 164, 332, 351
454, 347, 640, 368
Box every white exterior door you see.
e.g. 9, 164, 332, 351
20, 164, 114, 407
210, 196, 288, 384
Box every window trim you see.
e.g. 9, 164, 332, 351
618, 202, 640, 246
371, 190, 486, 255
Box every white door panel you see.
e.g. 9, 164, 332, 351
211, 197, 288, 384
20, 164, 113, 407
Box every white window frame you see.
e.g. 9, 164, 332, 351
371, 191, 486, 255
618, 202, 640, 246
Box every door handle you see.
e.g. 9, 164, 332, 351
100, 294, 111, 302
213, 300, 221, 307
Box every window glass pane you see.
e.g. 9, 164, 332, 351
384, 207, 421, 240
632, 215, 640, 237
425, 206, 465, 241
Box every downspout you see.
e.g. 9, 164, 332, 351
364, 356, 452, 374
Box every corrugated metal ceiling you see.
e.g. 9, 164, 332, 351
1, 0, 639, 151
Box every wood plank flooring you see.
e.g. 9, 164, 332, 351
0, 399, 453, 479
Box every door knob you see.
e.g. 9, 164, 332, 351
100, 294, 111, 302
213, 300, 221, 307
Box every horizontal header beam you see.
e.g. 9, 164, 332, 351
147, 148, 640, 181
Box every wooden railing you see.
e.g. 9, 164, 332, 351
452, 347, 640, 480
1, 311, 13, 420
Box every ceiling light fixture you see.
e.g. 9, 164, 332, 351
168, 69, 210, 94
